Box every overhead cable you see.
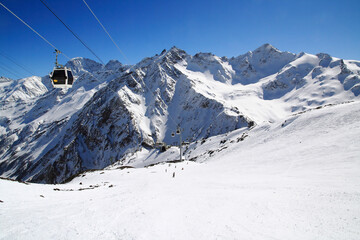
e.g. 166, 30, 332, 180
0, 51, 36, 76
0, 62, 22, 79
40, 0, 105, 64
0, 1, 70, 60
82, 0, 129, 63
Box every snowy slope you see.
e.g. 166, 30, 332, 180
0, 44, 359, 184
1, 101, 359, 240
0, 76, 47, 103
0, 58, 123, 181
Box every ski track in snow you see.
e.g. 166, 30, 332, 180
1, 101, 359, 240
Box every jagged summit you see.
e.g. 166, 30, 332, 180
66, 57, 104, 75
104, 59, 125, 72
0, 44, 359, 184
160, 46, 187, 64
0, 76, 13, 82
253, 43, 279, 53
155, 46, 187, 58
167, 46, 186, 54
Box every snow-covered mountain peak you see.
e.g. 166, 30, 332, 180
104, 59, 123, 71
193, 52, 218, 62
168, 46, 185, 54
253, 43, 279, 54
65, 57, 104, 76
135, 46, 188, 72
291, 52, 319, 67
0, 76, 48, 102
186, 52, 233, 84
316, 53, 333, 67
228, 44, 296, 84
250, 43, 295, 62
160, 46, 188, 64
0, 76, 13, 83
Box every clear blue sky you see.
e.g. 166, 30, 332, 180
1, 0, 359, 79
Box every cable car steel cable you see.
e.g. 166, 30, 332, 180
1, 1, 80, 88
0, 0, 73, 87
0, 2, 71, 60
0, 60, 22, 77
0, 51, 36, 76
0, 64, 22, 79
82, 0, 129, 63
40, 0, 105, 65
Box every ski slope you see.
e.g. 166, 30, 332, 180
1, 101, 359, 240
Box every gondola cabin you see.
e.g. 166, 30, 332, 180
50, 66, 74, 88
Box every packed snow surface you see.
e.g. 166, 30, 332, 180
1, 101, 359, 240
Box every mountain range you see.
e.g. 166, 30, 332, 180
1, 43, 359, 183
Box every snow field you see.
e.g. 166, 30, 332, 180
1, 101, 359, 240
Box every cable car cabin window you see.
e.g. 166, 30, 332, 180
67, 70, 74, 85
52, 70, 66, 84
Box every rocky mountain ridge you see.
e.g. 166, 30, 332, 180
0, 44, 359, 183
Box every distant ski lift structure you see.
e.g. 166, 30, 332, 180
49, 50, 74, 88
